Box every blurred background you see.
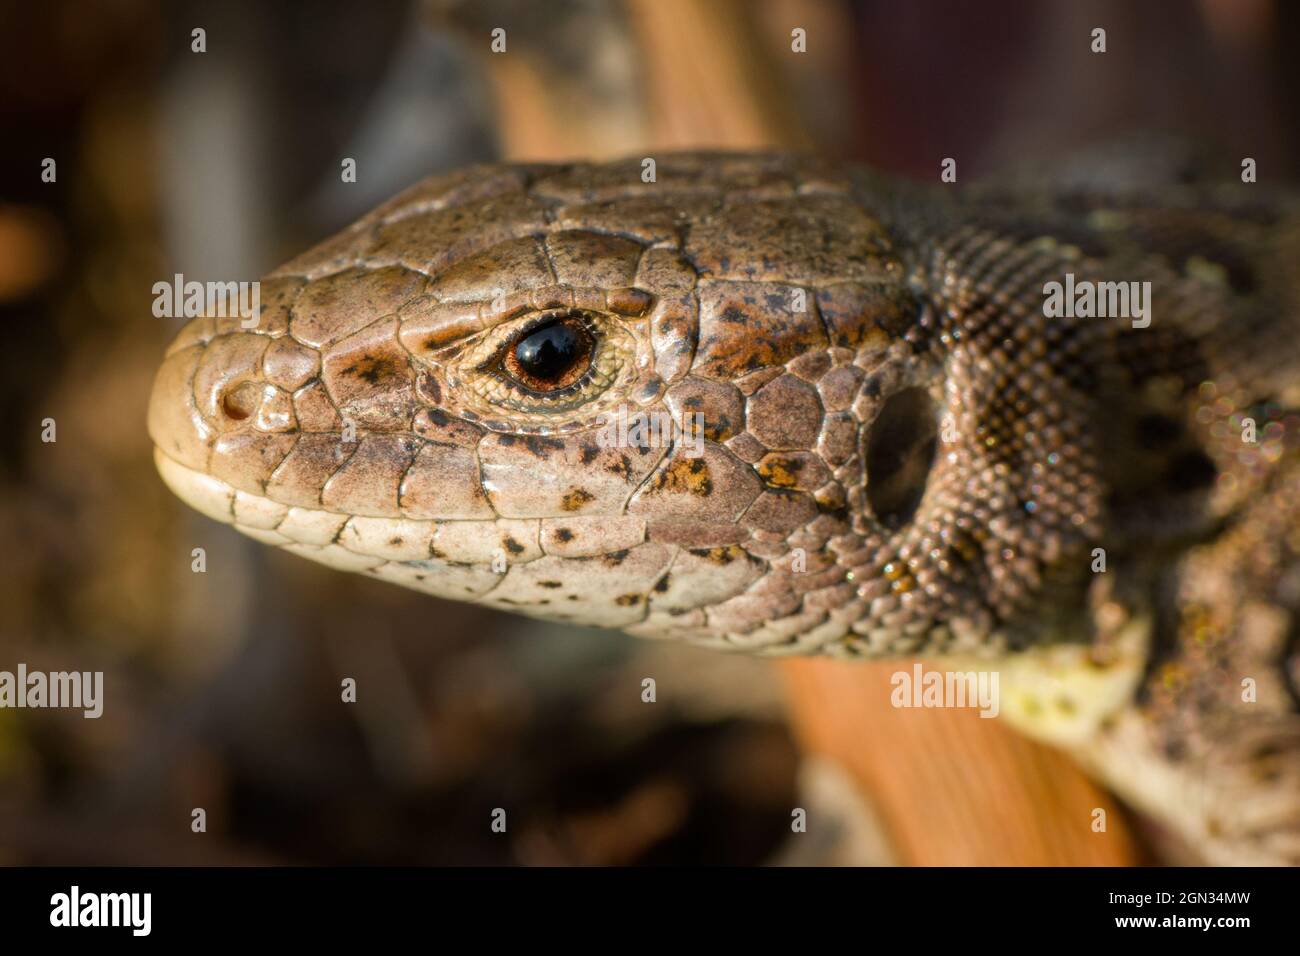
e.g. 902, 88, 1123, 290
0, 0, 1295, 865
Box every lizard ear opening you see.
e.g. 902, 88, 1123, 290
865, 386, 939, 529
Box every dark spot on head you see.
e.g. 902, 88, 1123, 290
522, 435, 566, 457
554, 528, 574, 543
653, 574, 671, 593
603, 549, 629, 566
651, 457, 713, 497
503, 537, 525, 555
561, 488, 595, 511
690, 546, 737, 565
538, 580, 563, 589
605, 455, 633, 480
758, 456, 804, 488
344, 355, 398, 386
388, 537, 403, 546
615, 593, 642, 606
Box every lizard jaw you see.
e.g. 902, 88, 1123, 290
153, 448, 509, 603
152, 448, 689, 631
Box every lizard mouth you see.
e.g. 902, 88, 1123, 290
151, 448, 690, 632
153, 446, 513, 602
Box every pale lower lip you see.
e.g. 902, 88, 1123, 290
153, 448, 237, 525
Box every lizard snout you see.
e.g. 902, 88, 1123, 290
149, 318, 320, 483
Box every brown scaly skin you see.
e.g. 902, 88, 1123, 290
148, 153, 1300, 864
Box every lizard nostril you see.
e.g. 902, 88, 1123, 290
865, 386, 939, 529
221, 381, 262, 421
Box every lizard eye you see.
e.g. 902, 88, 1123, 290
502, 313, 595, 393
454, 307, 633, 418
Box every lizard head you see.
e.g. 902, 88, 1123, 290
149, 154, 1102, 656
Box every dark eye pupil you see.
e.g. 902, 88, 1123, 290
515, 322, 582, 381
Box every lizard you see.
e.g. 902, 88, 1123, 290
147, 152, 1300, 865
